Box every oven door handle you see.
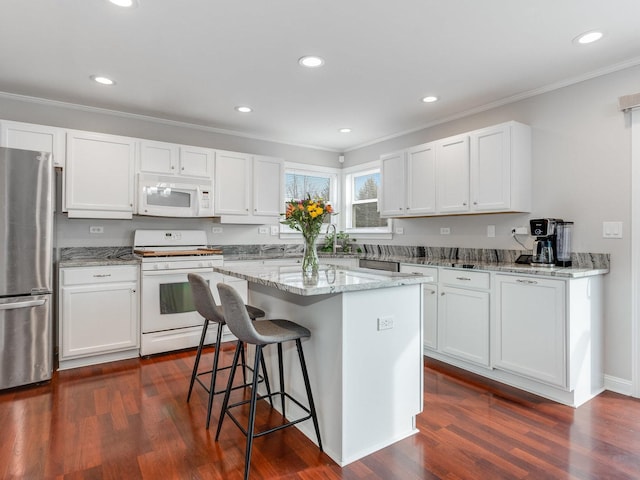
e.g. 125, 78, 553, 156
141, 267, 219, 277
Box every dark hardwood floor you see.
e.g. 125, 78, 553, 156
2, 346, 640, 479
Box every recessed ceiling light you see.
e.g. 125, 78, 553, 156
299, 56, 325, 68
339, 128, 352, 133
574, 30, 603, 45
90, 75, 116, 86
422, 96, 438, 103
235, 106, 252, 113
108, 0, 137, 7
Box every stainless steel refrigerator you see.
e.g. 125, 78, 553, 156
0, 147, 53, 390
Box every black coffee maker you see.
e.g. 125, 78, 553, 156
530, 218, 558, 267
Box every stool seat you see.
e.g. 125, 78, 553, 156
249, 319, 310, 344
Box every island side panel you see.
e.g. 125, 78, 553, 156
247, 282, 423, 466
341, 284, 423, 463
247, 283, 345, 464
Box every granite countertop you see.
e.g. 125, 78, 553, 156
58, 247, 140, 268
213, 263, 431, 296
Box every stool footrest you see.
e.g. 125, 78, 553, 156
194, 366, 267, 396
224, 391, 313, 439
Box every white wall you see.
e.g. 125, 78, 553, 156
344, 64, 638, 385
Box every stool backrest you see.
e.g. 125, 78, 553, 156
217, 283, 260, 344
188, 273, 224, 323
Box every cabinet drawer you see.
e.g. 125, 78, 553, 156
400, 264, 438, 283
440, 268, 490, 289
61, 265, 138, 285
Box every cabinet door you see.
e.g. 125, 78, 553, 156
214, 150, 251, 215
253, 155, 284, 217
438, 286, 489, 366
406, 143, 436, 215
0, 120, 66, 168
379, 151, 406, 216
494, 275, 566, 387
423, 283, 438, 350
436, 134, 469, 214
470, 124, 510, 212
179, 145, 213, 178
65, 131, 136, 218
139, 140, 178, 174
60, 282, 139, 358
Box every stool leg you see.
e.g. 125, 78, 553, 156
205, 323, 225, 429
243, 344, 263, 480
277, 342, 286, 418
296, 339, 323, 452
215, 340, 242, 441
239, 342, 248, 385
187, 319, 210, 402
259, 352, 273, 406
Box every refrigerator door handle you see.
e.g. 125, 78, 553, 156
0, 298, 47, 310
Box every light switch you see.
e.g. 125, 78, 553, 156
487, 225, 495, 238
603, 221, 623, 239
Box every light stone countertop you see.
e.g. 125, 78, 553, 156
213, 263, 432, 296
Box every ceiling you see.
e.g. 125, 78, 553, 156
2, 0, 640, 152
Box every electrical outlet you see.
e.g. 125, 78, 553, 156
377, 316, 394, 331
258, 226, 268, 234
487, 225, 495, 237
212, 227, 223, 234
440, 227, 450, 235
270, 225, 279, 236
89, 226, 103, 234
513, 226, 528, 235
395, 227, 404, 234
603, 221, 623, 239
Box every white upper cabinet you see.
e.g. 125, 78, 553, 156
0, 120, 66, 168
214, 150, 252, 216
215, 151, 284, 223
380, 143, 436, 217
139, 140, 213, 179
253, 155, 284, 217
65, 130, 136, 219
379, 121, 531, 218
380, 151, 406, 216
470, 121, 531, 213
436, 134, 470, 214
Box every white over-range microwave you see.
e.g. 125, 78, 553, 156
137, 173, 214, 217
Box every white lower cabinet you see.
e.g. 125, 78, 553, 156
438, 269, 490, 367
400, 264, 438, 351
494, 275, 566, 387
404, 264, 604, 407
59, 265, 140, 370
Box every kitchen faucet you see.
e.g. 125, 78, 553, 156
327, 224, 337, 254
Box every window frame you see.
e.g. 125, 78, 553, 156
281, 162, 339, 236
343, 160, 393, 237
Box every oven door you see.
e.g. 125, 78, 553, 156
141, 268, 223, 333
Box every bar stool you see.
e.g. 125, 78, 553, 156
215, 282, 322, 480
187, 273, 272, 429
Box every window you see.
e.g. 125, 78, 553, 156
344, 161, 391, 234
282, 162, 338, 233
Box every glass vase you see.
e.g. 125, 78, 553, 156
302, 231, 320, 275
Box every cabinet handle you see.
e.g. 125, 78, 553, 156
132, 289, 136, 293
473, 201, 478, 205
171, 165, 175, 169
441, 292, 445, 296
516, 279, 538, 285
93, 274, 111, 278
463, 202, 467, 206
455, 276, 472, 281
181, 167, 185, 170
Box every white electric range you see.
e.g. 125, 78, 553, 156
134, 230, 223, 356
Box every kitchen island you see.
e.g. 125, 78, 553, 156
212, 263, 431, 466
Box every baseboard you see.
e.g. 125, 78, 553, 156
604, 374, 634, 396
